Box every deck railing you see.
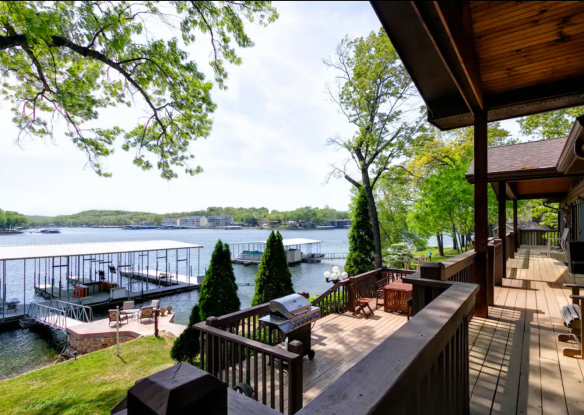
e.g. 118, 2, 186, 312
518, 229, 559, 246
506, 231, 515, 259
419, 250, 476, 284
204, 304, 283, 346
197, 323, 303, 414
129, 253, 479, 415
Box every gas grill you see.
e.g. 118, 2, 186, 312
259, 294, 320, 360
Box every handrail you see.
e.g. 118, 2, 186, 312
49, 299, 93, 323
420, 250, 476, 283
197, 322, 304, 414
442, 250, 476, 279
518, 229, 559, 246
28, 302, 68, 332
297, 278, 478, 415
197, 323, 298, 361
208, 304, 270, 329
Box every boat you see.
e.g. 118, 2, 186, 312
39, 229, 61, 234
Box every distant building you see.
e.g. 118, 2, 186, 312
161, 218, 179, 226
207, 216, 234, 228
179, 216, 208, 228
328, 219, 352, 229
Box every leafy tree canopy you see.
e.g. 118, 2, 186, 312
518, 107, 584, 140
345, 187, 375, 276
0, 209, 28, 230
324, 28, 425, 268
27, 205, 349, 227
252, 231, 294, 306
199, 240, 240, 320
170, 303, 202, 365
0, 1, 277, 178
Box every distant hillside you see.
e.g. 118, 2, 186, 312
27, 207, 349, 227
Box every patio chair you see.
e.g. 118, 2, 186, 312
548, 228, 569, 258
139, 306, 154, 323
559, 283, 584, 359
122, 300, 135, 311
151, 299, 160, 309
6, 300, 18, 313
352, 286, 374, 319
108, 309, 129, 327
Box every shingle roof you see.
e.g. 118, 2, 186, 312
467, 137, 567, 176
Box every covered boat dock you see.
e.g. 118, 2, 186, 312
230, 238, 323, 265
0, 240, 202, 325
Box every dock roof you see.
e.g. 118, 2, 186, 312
0, 240, 202, 261
233, 238, 322, 247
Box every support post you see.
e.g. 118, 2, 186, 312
513, 199, 519, 252
474, 109, 488, 318
498, 181, 507, 277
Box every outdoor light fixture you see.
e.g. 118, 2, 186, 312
324, 267, 348, 283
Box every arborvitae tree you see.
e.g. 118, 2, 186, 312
199, 240, 241, 320
170, 304, 202, 365
345, 188, 376, 276
252, 231, 294, 306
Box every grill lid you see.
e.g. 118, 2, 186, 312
269, 294, 311, 318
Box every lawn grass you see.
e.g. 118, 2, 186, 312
0, 336, 177, 415
411, 246, 460, 262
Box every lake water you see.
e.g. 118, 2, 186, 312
0, 228, 349, 379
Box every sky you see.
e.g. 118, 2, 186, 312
0, 2, 523, 217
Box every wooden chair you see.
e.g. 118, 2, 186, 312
353, 286, 374, 318
559, 283, 583, 359
139, 306, 154, 323
108, 309, 129, 327
548, 228, 569, 258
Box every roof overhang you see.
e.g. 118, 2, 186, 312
371, 1, 584, 130
0, 240, 202, 261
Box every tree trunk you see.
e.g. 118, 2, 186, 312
437, 233, 445, 257
452, 227, 459, 254
362, 181, 383, 269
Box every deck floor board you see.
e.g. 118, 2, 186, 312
471, 245, 584, 415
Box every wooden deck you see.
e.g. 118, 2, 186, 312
217, 306, 409, 413
470, 246, 584, 415
301, 307, 407, 405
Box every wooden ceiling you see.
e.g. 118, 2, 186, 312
371, 1, 584, 130
472, 1, 584, 94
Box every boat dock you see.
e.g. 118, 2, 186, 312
1, 240, 203, 327
230, 238, 326, 265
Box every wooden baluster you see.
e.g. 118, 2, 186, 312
270, 355, 275, 409
245, 345, 250, 389
223, 338, 228, 385
231, 340, 236, 388
279, 359, 285, 412
239, 343, 243, 384
261, 352, 267, 405
253, 346, 259, 400
200, 331, 205, 371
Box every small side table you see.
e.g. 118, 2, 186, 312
121, 309, 140, 321
383, 283, 413, 313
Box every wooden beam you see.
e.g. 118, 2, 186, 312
474, 109, 488, 318
506, 182, 518, 201
513, 200, 519, 252
434, 1, 484, 109
498, 181, 507, 279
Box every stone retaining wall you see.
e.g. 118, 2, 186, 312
68, 334, 138, 354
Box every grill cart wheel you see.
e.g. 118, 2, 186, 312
233, 382, 255, 399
